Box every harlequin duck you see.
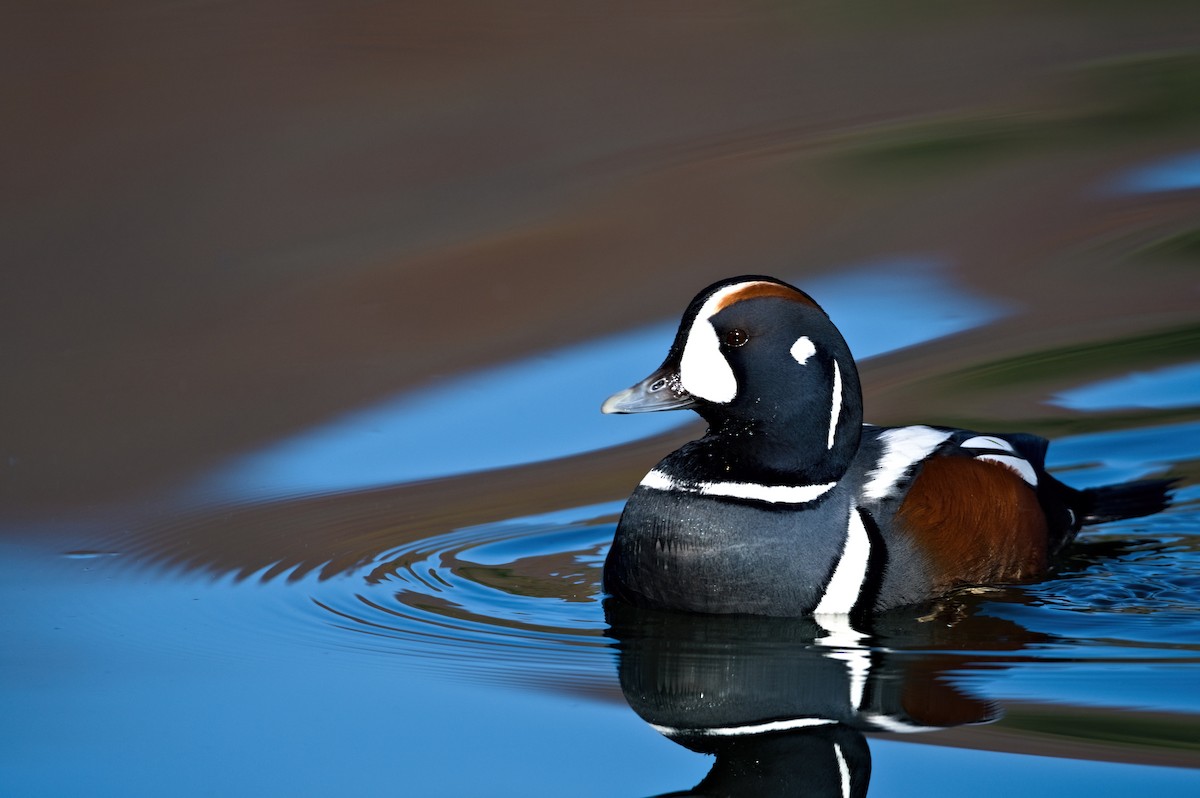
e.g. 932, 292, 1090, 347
601, 275, 1174, 619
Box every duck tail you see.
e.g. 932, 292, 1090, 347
1079, 478, 1178, 526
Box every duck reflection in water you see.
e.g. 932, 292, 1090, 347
605, 599, 1044, 797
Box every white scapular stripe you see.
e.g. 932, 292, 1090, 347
834, 742, 851, 798
977, 454, 1039, 487
640, 469, 835, 504
813, 507, 871, 616
650, 717, 836, 738
790, 335, 816, 364
960, 435, 1016, 453
862, 425, 953, 500
828, 361, 842, 450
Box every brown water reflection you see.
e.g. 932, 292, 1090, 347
4, 2, 1199, 527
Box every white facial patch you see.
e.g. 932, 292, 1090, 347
790, 335, 816, 364
679, 313, 737, 403
678, 280, 776, 404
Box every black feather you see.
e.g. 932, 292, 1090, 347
1080, 478, 1178, 525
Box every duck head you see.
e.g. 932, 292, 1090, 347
603, 276, 863, 482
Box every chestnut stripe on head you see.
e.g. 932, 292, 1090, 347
713, 280, 820, 312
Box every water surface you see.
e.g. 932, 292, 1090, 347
4, 4, 1200, 796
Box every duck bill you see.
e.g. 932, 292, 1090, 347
601, 366, 697, 414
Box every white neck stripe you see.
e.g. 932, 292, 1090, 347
650, 717, 836, 738
828, 360, 842, 450
640, 469, 835, 504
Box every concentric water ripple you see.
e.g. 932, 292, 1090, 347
87, 478, 1199, 703
299, 507, 621, 691
270, 499, 1200, 707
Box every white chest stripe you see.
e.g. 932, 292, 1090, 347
640, 469, 835, 504
813, 507, 871, 616
862, 426, 953, 500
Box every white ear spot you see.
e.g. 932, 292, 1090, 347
679, 319, 737, 403
790, 335, 816, 365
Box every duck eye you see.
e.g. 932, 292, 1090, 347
722, 328, 750, 348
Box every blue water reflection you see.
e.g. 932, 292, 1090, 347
1045, 420, 1200, 486
1109, 150, 1200, 194
1053, 361, 1200, 411
11, 536, 1194, 798
197, 258, 1007, 500
0, 540, 701, 797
